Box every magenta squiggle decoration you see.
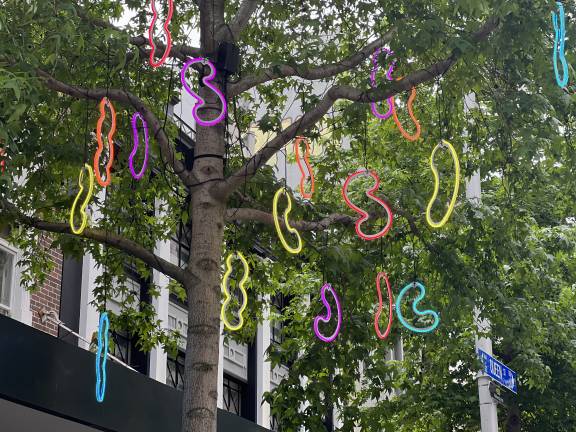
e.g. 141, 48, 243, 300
313, 283, 342, 343
180, 58, 227, 127
129, 112, 149, 180
370, 47, 396, 120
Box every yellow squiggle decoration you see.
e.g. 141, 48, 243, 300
272, 187, 303, 254
220, 252, 250, 331
69, 163, 94, 235
425, 139, 460, 229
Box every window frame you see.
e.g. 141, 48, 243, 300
222, 373, 246, 417
0, 237, 27, 322
166, 349, 186, 391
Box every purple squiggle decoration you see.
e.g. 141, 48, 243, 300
370, 47, 396, 120
180, 58, 228, 127
129, 112, 149, 180
313, 283, 342, 343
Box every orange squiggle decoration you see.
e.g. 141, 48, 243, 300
374, 272, 394, 340
391, 76, 421, 142
94, 97, 116, 188
294, 136, 315, 200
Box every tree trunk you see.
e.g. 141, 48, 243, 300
180, 81, 227, 432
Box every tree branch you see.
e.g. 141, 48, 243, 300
228, 28, 397, 97
0, 199, 186, 282
226, 207, 354, 231
73, 1, 201, 61
220, 17, 500, 196
217, 0, 261, 42
36, 69, 195, 186
225, 205, 435, 251
130, 36, 202, 62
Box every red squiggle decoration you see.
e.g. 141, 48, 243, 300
148, 0, 174, 68
341, 169, 393, 241
94, 97, 116, 188
0, 148, 5, 174
294, 136, 315, 200
374, 272, 394, 340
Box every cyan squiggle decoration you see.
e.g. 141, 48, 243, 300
95, 311, 110, 403
552, 2, 569, 88
395, 281, 439, 334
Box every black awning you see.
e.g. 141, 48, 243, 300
0, 315, 269, 432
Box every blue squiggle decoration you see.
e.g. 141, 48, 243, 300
552, 2, 569, 88
396, 282, 439, 333
95, 311, 109, 403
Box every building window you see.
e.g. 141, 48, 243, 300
0, 246, 14, 316
223, 374, 245, 416
110, 331, 131, 365
106, 268, 150, 373
270, 293, 288, 346
170, 237, 190, 269
167, 350, 186, 391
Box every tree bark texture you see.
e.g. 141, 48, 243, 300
181, 81, 227, 432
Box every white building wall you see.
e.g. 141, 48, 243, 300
149, 228, 171, 383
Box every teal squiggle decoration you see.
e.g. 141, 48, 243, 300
552, 2, 569, 88
95, 311, 109, 403
396, 282, 439, 333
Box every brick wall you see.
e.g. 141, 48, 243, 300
30, 235, 63, 336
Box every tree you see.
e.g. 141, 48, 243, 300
262, 84, 576, 432
1, 1, 575, 432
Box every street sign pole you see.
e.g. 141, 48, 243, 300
465, 93, 498, 432
475, 314, 499, 432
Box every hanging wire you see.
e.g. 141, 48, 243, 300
435, 77, 444, 140
379, 230, 384, 269
105, 42, 111, 98
363, 111, 369, 169
322, 229, 328, 283
412, 234, 417, 282
83, 97, 90, 164
283, 146, 288, 189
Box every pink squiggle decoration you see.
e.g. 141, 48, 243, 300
370, 47, 396, 120
313, 283, 342, 343
180, 58, 228, 127
129, 112, 149, 180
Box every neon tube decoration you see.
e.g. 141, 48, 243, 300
0, 148, 5, 174
272, 187, 303, 254
220, 251, 250, 332
341, 169, 393, 241
425, 139, 460, 229
69, 163, 95, 235
94, 97, 116, 188
391, 77, 421, 141
370, 47, 396, 120
129, 112, 150, 180
294, 136, 315, 199
95, 311, 110, 403
396, 281, 439, 334
148, 0, 174, 68
313, 283, 342, 343
552, 2, 569, 88
180, 58, 228, 127
374, 272, 394, 340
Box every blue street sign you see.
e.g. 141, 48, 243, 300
478, 348, 518, 394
